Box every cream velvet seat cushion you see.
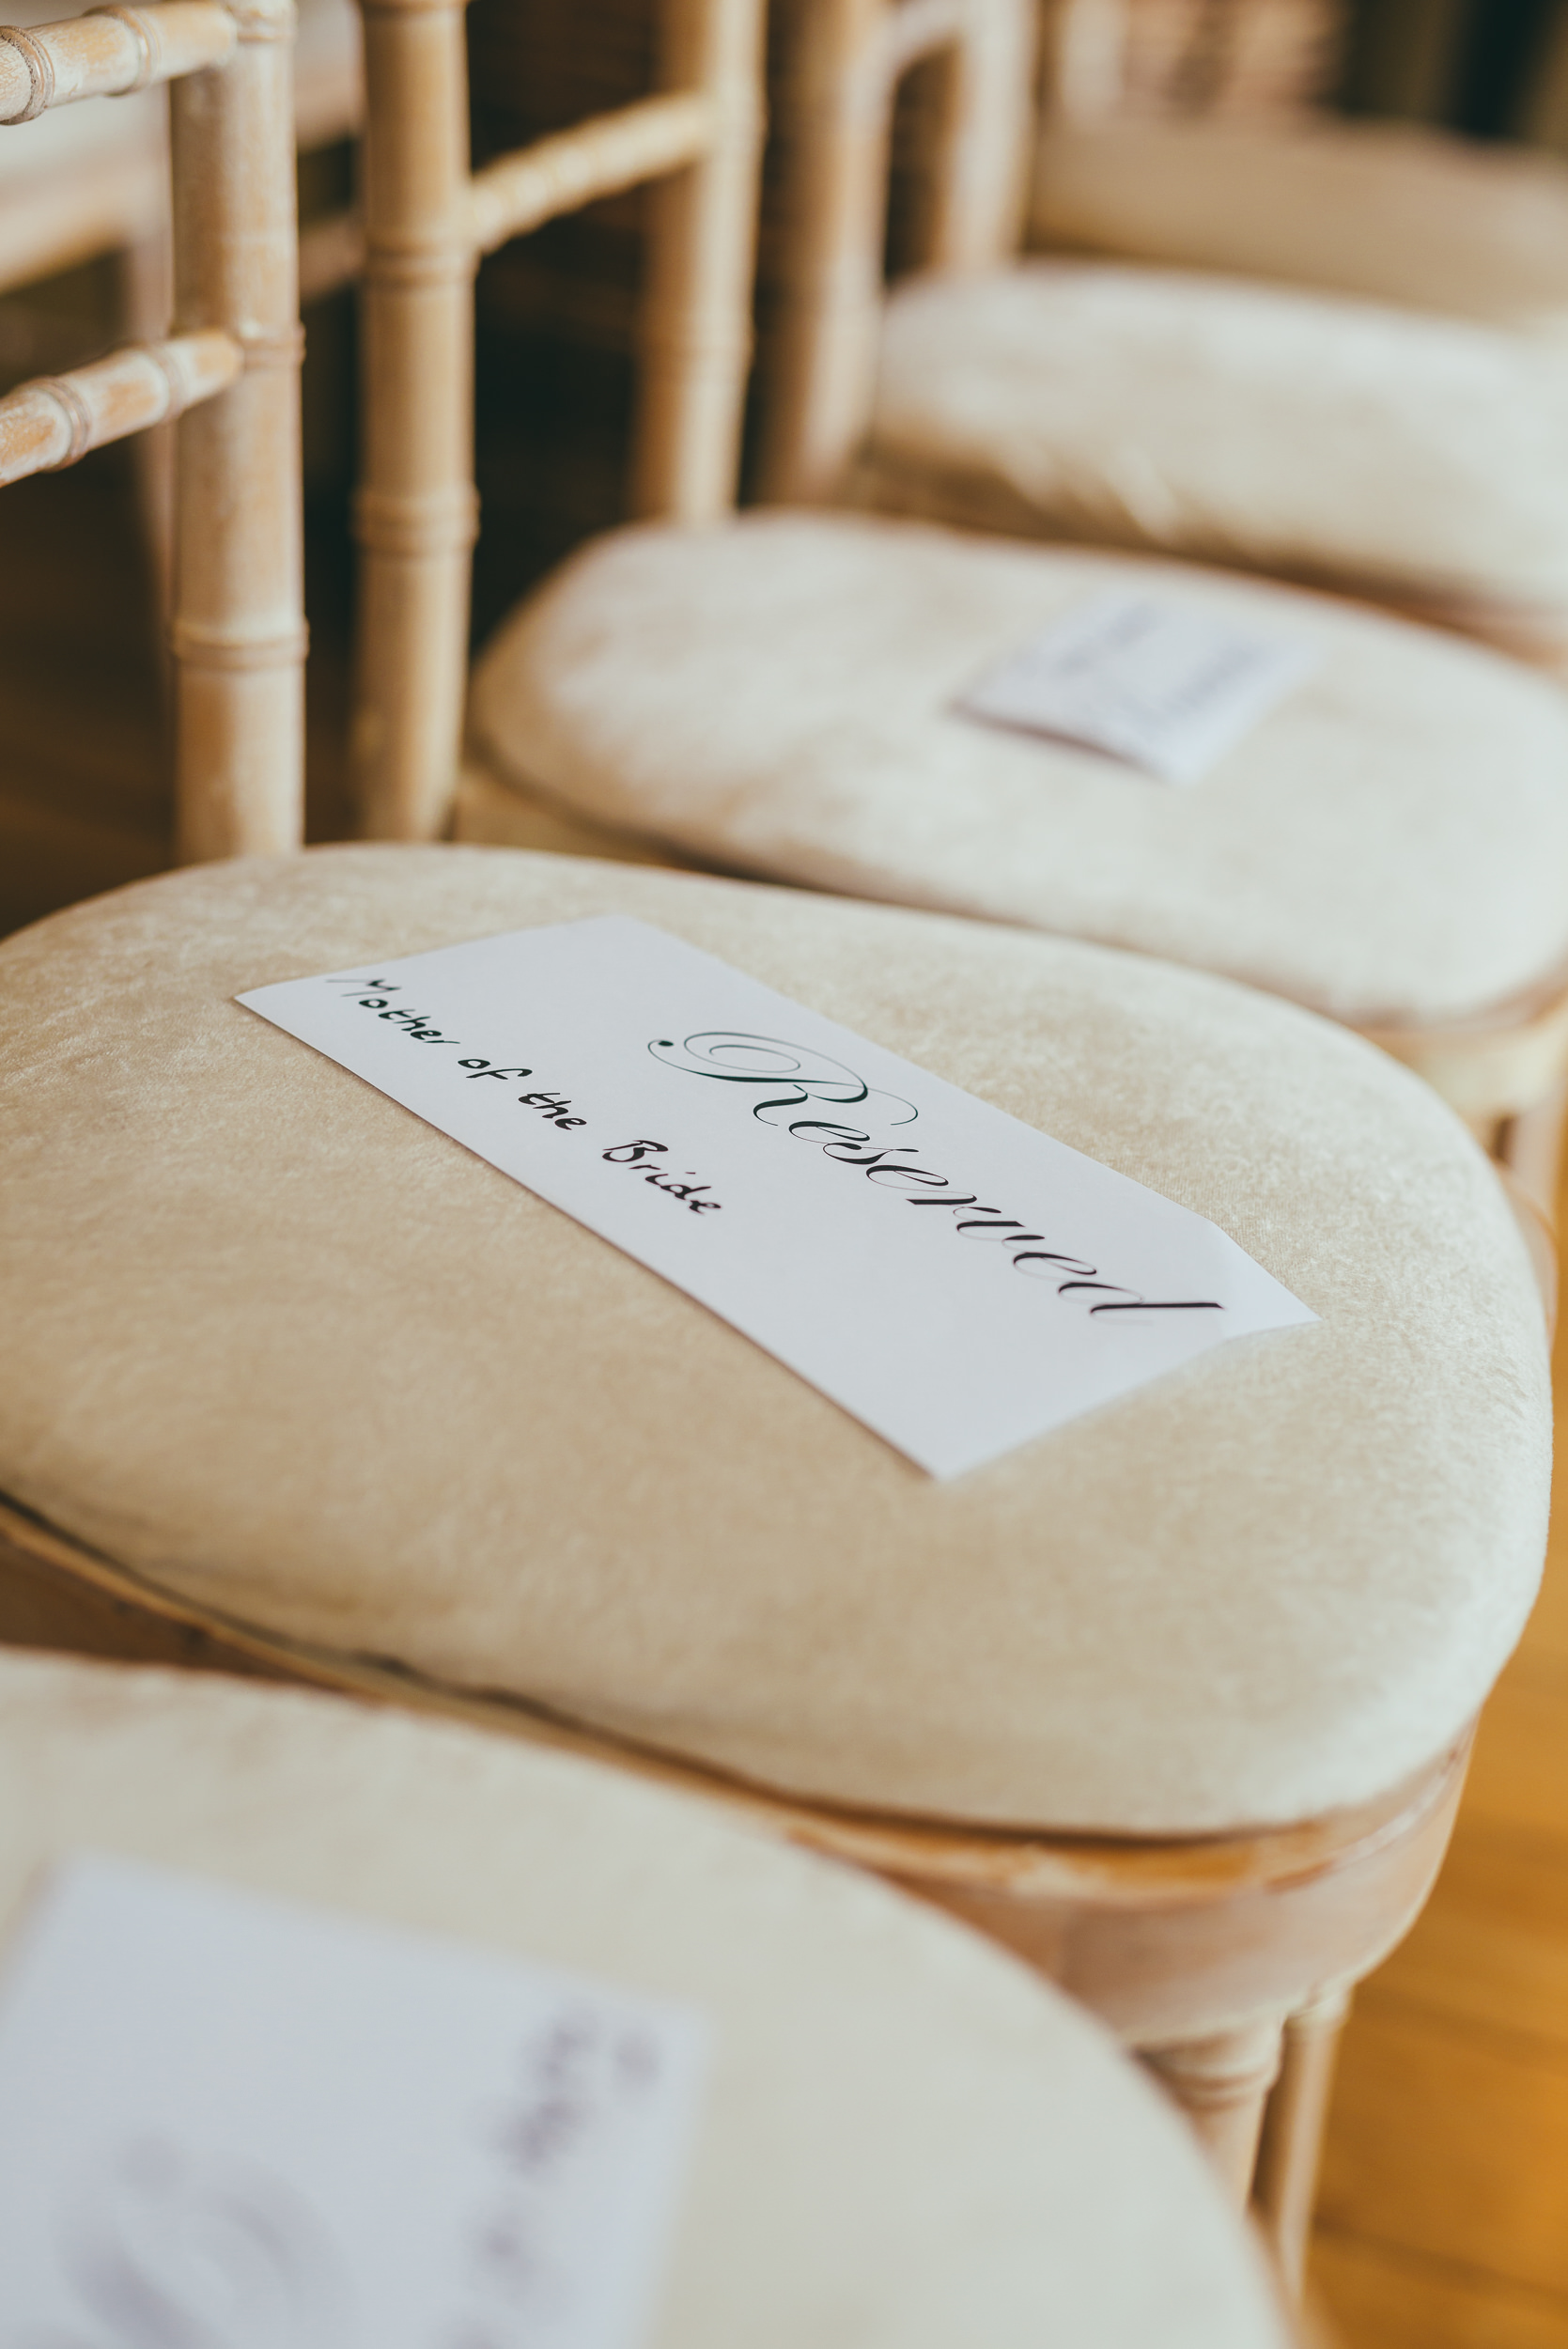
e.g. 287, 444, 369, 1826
470, 512, 1568, 1028
863, 264, 1568, 654
0, 1653, 1291, 2348
0, 846, 1549, 1835
1032, 119, 1568, 338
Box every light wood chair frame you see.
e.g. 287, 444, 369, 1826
0, 0, 1540, 2296
753, 0, 1568, 1221
756, 0, 1033, 510
349, 0, 765, 844
0, 0, 305, 860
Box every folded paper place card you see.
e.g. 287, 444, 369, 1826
240, 917, 1315, 1479
958, 591, 1320, 781
0, 1854, 709, 2349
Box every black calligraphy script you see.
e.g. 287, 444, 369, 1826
648, 1032, 1221, 1319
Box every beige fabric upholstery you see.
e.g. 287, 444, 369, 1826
1032, 118, 1568, 337
0, 1653, 1290, 2348
471, 511, 1568, 1029
865, 263, 1568, 651
0, 847, 1549, 1833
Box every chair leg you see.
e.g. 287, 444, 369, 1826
1251, 1984, 1352, 2303
1141, 2016, 1285, 2207
116, 223, 176, 622
1499, 1078, 1568, 1233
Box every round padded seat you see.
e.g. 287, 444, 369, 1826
471, 511, 1568, 1028
1031, 119, 1568, 337
0, 846, 1549, 1835
0, 1651, 1292, 2348
863, 263, 1568, 654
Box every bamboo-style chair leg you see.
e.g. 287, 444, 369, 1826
0, 1481, 1473, 2257
1141, 2016, 1286, 2206
1251, 1983, 1353, 2301
0, 0, 304, 860
758, 0, 1032, 507
631, 0, 764, 522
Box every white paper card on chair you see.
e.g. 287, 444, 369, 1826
0, 1853, 709, 2349
239, 917, 1315, 1479
958, 592, 1320, 781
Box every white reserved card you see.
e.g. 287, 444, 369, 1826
958, 591, 1320, 782
239, 918, 1314, 1479
0, 1855, 709, 2349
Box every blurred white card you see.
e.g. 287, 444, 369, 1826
959, 592, 1319, 781
0, 1855, 709, 2349
239, 917, 1314, 1478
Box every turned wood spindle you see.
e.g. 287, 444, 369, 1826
351, 0, 765, 841
351, 0, 475, 846
758, 0, 1034, 506
170, 0, 306, 863
632, 0, 766, 521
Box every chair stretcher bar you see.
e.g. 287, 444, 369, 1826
0, 1, 236, 122
0, 329, 240, 485
467, 90, 718, 256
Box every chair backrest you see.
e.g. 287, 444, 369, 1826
755, 0, 1035, 508
350, 0, 765, 843
0, 0, 303, 863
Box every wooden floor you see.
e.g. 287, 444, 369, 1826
1310, 1188, 1568, 2345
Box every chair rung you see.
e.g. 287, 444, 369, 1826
0, 329, 241, 487
466, 90, 717, 258
0, 1, 235, 125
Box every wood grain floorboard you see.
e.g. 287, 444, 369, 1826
1312, 2233, 1568, 2349
1310, 1177, 1568, 2342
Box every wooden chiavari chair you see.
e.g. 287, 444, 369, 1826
458, 0, 1568, 1234
784, 0, 1568, 684
1032, 0, 1568, 338
349, 0, 760, 844
0, 0, 1552, 2304
0, 0, 304, 859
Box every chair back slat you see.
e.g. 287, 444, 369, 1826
169, 0, 305, 861
631, 0, 764, 521
0, 0, 303, 866
350, 0, 765, 844
756, 0, 1034, 508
